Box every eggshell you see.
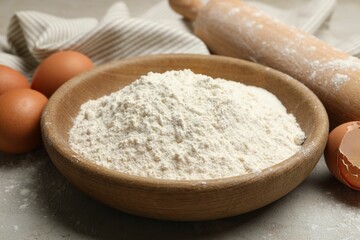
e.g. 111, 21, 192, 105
31, 51, 93, 98
324, 121, 360, 190
0, 89, 48, 154
0, 64, 29, 95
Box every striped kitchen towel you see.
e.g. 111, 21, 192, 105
0, 1, 209, 78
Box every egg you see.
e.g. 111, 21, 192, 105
31, 51, 93, 98
324, 121, 360, 190
0, 64, 29, 95
0, 88, 48, 154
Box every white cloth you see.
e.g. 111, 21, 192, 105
315, 0, 360, 56
0, 2, 209, 77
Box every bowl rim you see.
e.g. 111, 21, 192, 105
41, 53, 329, 191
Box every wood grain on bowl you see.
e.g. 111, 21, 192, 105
41, 54, 329, 221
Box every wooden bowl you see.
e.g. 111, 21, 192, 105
41, 54, 329, 221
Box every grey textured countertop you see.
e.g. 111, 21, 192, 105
1, 1, 360, 239
2, 149, 360, 239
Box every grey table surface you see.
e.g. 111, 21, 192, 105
1, 1, 360, 239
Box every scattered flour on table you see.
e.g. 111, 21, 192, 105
69, 70, 305, 180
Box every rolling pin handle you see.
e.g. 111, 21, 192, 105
168, 0, 203, 21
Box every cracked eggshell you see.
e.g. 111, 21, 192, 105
324, 121, 360, 190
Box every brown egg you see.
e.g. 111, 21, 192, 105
31, 51, 93, 98
324, 121, 360, 190
0, 64, 29, 95
0, 89, 48, 154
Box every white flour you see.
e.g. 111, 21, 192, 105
69, 70, 305, 180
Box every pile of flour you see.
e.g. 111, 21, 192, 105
69, 70, 305, 180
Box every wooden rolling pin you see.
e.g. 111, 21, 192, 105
169, 0, 360, 126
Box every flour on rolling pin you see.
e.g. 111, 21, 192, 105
170, 0, 360, 124
309, 56, 360, 89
